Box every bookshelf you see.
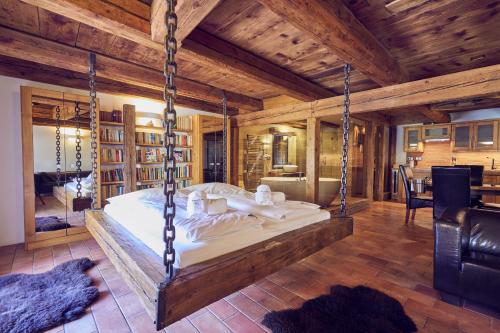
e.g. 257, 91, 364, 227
98, 110, 126, 205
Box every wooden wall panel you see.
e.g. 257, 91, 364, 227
306, 118, 320, 203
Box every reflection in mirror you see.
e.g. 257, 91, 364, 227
272, 134, 289, 168
33, 101, 71, 232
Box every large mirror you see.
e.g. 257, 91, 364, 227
23, 87, 94, 249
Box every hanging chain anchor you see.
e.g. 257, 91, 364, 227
75, 101, 83, 199
163, 0, 178, 280
89, 53, 98, 210
340, 63, 351, 217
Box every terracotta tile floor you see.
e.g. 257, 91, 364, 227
1, 202, 500, 332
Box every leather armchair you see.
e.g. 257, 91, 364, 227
434, 208, 500, 311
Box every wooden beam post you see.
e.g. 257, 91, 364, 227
123, 104, 137, 193
363, 121, 375, 201
231, 124, 239, 186
256, 0, 408, 86
192, 115, 203, 184
226, 117, 232, 184
306, 117, 320, 204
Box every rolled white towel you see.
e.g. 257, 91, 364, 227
271, 192, 286, 203
206, 198, 228, 215
256, 191, 273, 205
187, 191, 208, 217
256, 184, 271, 193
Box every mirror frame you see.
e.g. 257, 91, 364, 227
21, 86, 100, 250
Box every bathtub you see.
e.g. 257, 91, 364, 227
260, 177, 341, 207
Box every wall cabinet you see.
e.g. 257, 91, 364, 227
474, 121, 498, 150
403, 127, 423, 152
422, 124, 451, 141
452, 120, 499, 152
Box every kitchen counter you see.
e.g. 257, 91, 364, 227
399, 167, 500, 177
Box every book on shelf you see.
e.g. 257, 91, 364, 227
100, 110, 123, 123
136, 132, 163, 145
175, 117, 192, 131
101, 168, 124, 182
136, 147, 163, 163
174, 149, 192, 162
101, 184, 124, 200
174, 164, 192, 178
100, 128, 124, 143
136, 166, 164, 181
176, 179, 192, 189
175, 133, 192, 146
137, 183, 163, 190
101, 147, 124, 163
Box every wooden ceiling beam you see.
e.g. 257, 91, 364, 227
0, 55, 237, 115
255, 0, 408, 86
0, 26, 261, 111
234, 63, 500, 127
22, 0, 331, 103
151, 0, 222, 45
415, 105, 450, 123
182, 29, 334, 101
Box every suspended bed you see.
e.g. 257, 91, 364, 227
83, 1, 354, 329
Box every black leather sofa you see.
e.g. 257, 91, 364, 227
434, 208, 500, 311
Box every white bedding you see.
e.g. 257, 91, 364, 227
65, 181, 92, 197
104, 184, 331, 268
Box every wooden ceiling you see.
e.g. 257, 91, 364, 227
0, 0, 499, 124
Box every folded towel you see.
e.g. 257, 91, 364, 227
256, 191, 274, 205
271, 192, 286, 203
187, 191, 208, 217
257, 184, 271, 192
207, 198, 228, 215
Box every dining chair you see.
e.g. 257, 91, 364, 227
431, 167, 471, 219
454, 165, 500, 211
399, 165, 433, 223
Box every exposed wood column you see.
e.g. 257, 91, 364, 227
416, 105, 450, 123
231, 124, 239, 186
256, 0, 408, 86
374, 125, 389, 201
225, 118, 232, 184
192, 115, 203, 184
306, 117, 320, 204
235, 64, 500, 126
123, 104, 137, 193
363, 121, 375, 201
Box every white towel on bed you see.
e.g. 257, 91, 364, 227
206, 198, 228, 215
187, 191, 208, 217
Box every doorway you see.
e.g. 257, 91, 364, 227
203, 131, 224, 183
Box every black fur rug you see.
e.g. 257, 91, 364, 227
0, 258, 98, 333
262, 285, 417, 333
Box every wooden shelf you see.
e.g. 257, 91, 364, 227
175, 177, 192, 181
136, 161, 163, 165
136, 125, 163, 131
100, 121, 124, 127
101, 161, 125, 165
175, 145, 192, 149
100, 141, 124, 145
101, 181, 124, 185
136, 143, 163, 147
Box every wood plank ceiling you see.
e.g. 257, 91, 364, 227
0, 0, 499, 124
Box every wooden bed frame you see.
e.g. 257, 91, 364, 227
86, 210, 353, 329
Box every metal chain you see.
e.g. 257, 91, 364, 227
75, 102, 83, 199
89, 53, 98, 210
55, 105, 62, 186
340, 64, 351, 217
222, 91, 228, 183
163, 0, 178, 280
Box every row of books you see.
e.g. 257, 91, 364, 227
101, 148, 124, 163
137, 183, 162, 190
174, 149, 192, 162
101, 168, 124, 182
175, 134, 192, 146
100, 128, 124, 143
175, 165, 192, 178
176, 179, 192, 189
175, 117, 192, 131
101, 185, 124, 200
137, 167, 164, 181
100, 110, 123, 123
136, 132, 163, 145
137, 148, 163, 163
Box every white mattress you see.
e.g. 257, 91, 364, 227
103, 191, 331, 268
